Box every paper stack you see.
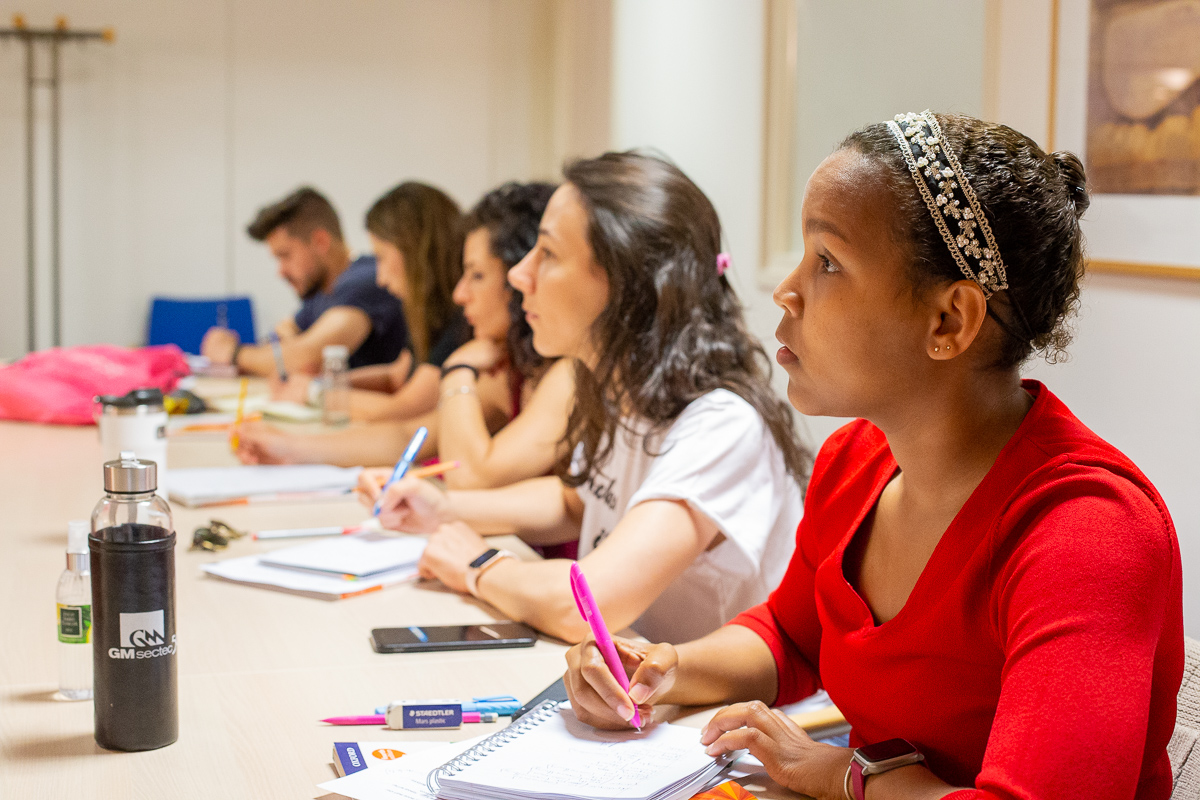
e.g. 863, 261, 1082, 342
200, 531, 425, 600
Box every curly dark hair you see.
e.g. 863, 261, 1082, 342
555, 151, 810, 486
840, 113, 1089, 368
463, 182, 557, 379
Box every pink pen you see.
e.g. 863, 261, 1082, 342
321, 714, 385, 725
569, 562, 642, 729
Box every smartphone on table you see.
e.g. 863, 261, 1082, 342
370, 621, 538, 653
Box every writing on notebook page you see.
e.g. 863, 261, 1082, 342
492, 749, 702, 794
445, 705, 725, 799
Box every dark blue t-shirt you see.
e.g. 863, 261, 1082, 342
293, 255, 408, 369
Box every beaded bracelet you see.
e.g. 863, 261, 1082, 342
440, 385, 477, 403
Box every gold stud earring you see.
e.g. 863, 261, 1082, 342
945, 344, 952, 351
934, 347, 940, 352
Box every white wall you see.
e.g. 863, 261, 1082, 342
611, 0, 785, 394
611, 0, 1200, 634
0, 0, 555, 358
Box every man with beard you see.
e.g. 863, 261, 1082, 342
201, 187, 408, 376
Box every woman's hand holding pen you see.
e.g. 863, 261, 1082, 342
568, 632, 852, 798
355, 468, 390, 503
365, 475, 452, 533
564, 635, 679, 730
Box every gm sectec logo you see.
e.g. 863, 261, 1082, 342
108, 610, 177, 659
120, 610, 165, 647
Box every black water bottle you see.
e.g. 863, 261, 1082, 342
89, 451, 178, 751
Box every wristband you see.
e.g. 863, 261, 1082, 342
440, 363, 479, 381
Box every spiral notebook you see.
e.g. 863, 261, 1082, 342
426, 701, 739, 800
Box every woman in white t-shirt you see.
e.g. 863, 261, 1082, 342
365, 152, 808, 643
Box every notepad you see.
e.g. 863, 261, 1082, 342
428, 701, 738, 800
166, 464, 362, 506
199, 552, 418, 600
259, 531, 427, 578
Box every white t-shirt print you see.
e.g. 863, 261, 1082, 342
576, 389, 802, 644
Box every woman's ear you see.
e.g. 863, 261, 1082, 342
927, 280, 987, 360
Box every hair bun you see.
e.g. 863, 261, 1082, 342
1051, 150, 1090, 219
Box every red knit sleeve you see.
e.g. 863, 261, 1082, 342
728, 521, 823, 705
949, 472, 1181, 799
726, 421, 879, 706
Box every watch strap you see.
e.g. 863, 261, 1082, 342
851, 760, 867, 800
850, 739, 924, 800
465, 549, 516, 598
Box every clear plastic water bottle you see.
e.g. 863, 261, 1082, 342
90, 452, 178, 751
321, 344, 351, 426
56, 519, 93, 701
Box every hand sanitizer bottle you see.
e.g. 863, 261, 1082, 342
321, 344, 351, 426
56, 519, 93, 700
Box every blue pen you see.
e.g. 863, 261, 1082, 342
268, 332, 288, 381
373, 426, 429, 516
375, 695, 521, 716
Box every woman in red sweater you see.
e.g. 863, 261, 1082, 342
564, 111, 1184, 800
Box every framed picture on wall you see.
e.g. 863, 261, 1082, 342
1054, 0, 1200, 278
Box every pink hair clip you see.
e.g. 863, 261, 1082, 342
716, 252, 731, 277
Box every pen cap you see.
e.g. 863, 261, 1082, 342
104, 451, 156, 494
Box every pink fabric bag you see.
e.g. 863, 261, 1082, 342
0, 345, 189, 425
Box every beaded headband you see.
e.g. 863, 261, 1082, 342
885, 111, 1008, 298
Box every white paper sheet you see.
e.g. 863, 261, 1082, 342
259, 531, 426, 577
200, 553, 417, 599
166, 464, 362, 506
319, 737, 483, 800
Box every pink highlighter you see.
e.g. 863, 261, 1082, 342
569, 562, 642, 729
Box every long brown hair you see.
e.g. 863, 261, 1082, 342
556, 151, 809, 485
366, 182, 464, 362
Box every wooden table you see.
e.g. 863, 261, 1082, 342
0, 384, 799, 799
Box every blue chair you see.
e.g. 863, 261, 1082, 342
147, 297, 256, 355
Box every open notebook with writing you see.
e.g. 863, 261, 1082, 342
427, 701, 740, 800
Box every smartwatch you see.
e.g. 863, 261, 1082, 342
465, 548, 516, 598
849, 738, 924, 800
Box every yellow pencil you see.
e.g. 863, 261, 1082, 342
409, 460, 461, 480
355, 461, 461, 500
230, 377, 249, 452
